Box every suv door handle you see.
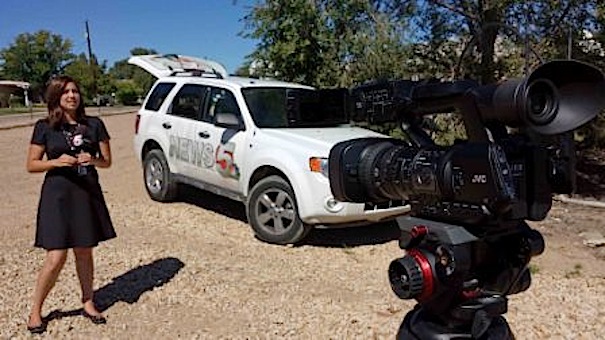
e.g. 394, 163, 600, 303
198, 131, 210, 139
162, 122, 172, 129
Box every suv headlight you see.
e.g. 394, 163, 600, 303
309, 157, 329, 178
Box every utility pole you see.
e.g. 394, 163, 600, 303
85, 20, 98, 107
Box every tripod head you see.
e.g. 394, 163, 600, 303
389, 216, 543, 338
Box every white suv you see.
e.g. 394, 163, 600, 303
130, 54, 410, 244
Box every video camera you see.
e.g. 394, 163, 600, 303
328, 60, 605, 339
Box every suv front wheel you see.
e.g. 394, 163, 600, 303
143, 149, 178, 202
246, 175, 311, 244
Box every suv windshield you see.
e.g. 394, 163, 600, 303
242, 87, 348, 128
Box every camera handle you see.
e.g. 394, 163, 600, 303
397, 295, 515, 340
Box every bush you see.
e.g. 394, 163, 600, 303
8, 94, 25, 108
115, 81, 141, 106
577, 111, 605, 149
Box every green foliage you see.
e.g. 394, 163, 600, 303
115, 80, 141, 105
1, 2, 604, 148
241, 0, 410, 87
242, 0, 327, 86
401, 1, 600, 82
399, 0, 604, 146
431, 114, 467, 146
8, 93, 25, 107
0, 30, 74, 101
130, 47, 158, 56
108, 47, 157, 95
243, 0, 605, 147
63, 53, 118, 105
233, 62, 252, 77
64, 53, 97, 102
577, 111, 605, 148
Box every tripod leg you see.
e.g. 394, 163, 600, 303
482, 316, 515, 340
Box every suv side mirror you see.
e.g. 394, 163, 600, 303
215, 112, 244, 130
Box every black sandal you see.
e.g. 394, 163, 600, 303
82, 310, 107, 324
27, 322, 47, 334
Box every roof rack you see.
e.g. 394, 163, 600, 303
169, 69, 224, 79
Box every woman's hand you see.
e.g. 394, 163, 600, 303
54, 154, 78, 167
27, 145, 78, 173
77, 152, 93, 165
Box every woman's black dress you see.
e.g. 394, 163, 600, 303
31, 117, 116, 250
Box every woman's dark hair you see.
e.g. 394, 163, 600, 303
45, 75, 87, 128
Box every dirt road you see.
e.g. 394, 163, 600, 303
0, 113, 604, 339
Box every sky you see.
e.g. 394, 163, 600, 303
0, 0, 260, 74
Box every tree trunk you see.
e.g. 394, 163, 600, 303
478, 7, 500, 84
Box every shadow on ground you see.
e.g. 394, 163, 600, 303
43, 257, 185, 322
95, 257, 185, 311
576, 149, 605, 200
297, 221, 401, 248
178, 184, 402, 247
178, 185, 247, 222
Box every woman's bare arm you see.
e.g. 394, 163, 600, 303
26, 144, 78, 173
89, 140, 112, 168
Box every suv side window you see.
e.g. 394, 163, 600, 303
205, 87, 242, 124
144, 82, 176, 111
168, 84, 207, 120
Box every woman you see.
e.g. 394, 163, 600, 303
25, 76, 116, 334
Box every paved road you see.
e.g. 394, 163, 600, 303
0, 106, 140, 130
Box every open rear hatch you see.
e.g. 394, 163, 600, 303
128, 54, 228, 79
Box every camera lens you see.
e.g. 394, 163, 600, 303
357, 140, 417, 202
525, 79, 558, 126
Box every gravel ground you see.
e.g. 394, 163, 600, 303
0, 113, 604, 339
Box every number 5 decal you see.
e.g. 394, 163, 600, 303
215, 142, 240, 180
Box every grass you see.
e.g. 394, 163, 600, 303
341, 244, 355, 255
0, 106, 45, 116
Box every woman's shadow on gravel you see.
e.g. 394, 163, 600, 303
43, 257, 185, 321
94, 256, 185, 311
178, 185, 400, 247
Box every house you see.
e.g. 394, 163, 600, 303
0, 80, 30, 108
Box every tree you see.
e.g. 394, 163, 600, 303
64, 53, 114, 104
243, 2, 604, 146
115, 80, 140, 106
242, 0, 327, 86
392, 1, 601, 83
0, 30, 74, 101
574, 2, 605, 149
108, 47, 158, 95
378, 1, 603, 145
242, 0, 410, 87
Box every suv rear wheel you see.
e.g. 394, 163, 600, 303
143, 149, 178, 201
246, 175, 311, 244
